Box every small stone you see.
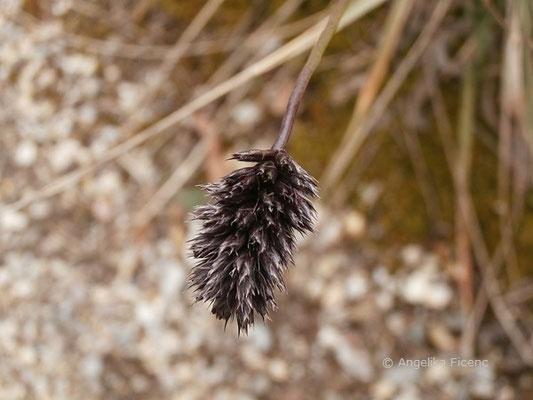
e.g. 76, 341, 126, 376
135, 300, 163, 330
1, 209, 28, 232
159, 261, 185, 299
344, 210, 366, 238
19, 346, 36, 365
345, 273, 368, 300
36, 68, 57, 89
371, 379, 396, 400
240, 345, 266, 370
373, 265, 393, 288
471, 379, 495, 399
304, 277, 324, 301
425, 362, 451, 384
316, 255, 341, 279
386, 313, 407, 335
52, 110, 75, 138
394, 386, 421, 400
268, 359, 289, 382
11, 280, 33, 298
318, 326, 373, 381
400, 266, 452, 309
175, 363, 194, 383
248, 324, 272, 352
425, 284, 453, 309
495, 386, 515, 400
427, 323, 457, 351
78, 104, 97, 126
384, 366, 421, 387
360, 181, 383, 206
52, 0, 73, 16
91, 200, 115, 222
93, 170, 122, 196
81, 355, 103, 379
60, 54, 97, 76
118, 82, 142, 112
232, 100, 262, 126
315, 215, 343, 250
401, 245, 423, 266
14, 140, 38, 167
336, 345, 373, 381
49, 139, 83, 172
322, 281, 345, 309
471, 364, 495, 399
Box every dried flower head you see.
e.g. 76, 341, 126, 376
189, 149, 318, 334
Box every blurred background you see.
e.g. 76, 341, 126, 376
1, 0, 533, 399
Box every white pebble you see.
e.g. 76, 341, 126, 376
318, 326, 374, 381
14, 140, 37, 167
60, 54, 97, 76
401, 245, 423, 266
395, 386, 421, 400
81, 355, 103, 379
159, 261, 186, 298
372, 379, 396, 400
344, 211, 366, 238
268, 359, 289, 382
400, 266, 452, 309
118, 82, 142, 112
248, 324, 272, 352
49, 139, 82, 172
78, 104, 97, 126
345, 273, 368, 300
232, 101, 262, 126
1, 209, 28, 232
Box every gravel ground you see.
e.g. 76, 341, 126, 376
1, 1, 532, 399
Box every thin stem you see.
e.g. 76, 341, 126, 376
271, 0, 350, 150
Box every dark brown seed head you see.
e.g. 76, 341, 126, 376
188, 149, 318, 334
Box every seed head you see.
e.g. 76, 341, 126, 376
189, 149, 318, 334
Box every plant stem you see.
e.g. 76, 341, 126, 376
271, 0, 350, 150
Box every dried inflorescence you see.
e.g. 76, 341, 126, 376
189, 149, 318, 334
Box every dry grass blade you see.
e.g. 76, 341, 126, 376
349, 0, 414, 124
428, 73, 457, 167
452, 15, 533, 360
322, 0, 414, 182
63, 3, 321, 61
122, 0, 225, 132
399, 128, 442, 229
460, 194, 533, 365
456, 50, 475, 312
498, 0, 530, 284
116, 0, 224, 182
64, 34, 241, 60
133, 141, 208, 229
428, 60, 521, 361
321, 0, 453, 194
516, 1, 533, 231
1, 0, 387, 213
133, 0, 305, 229
207, 0, 305, 86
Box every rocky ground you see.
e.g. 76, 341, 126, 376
1, 1, 532, 399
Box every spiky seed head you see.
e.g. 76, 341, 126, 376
189, 149, 318, 334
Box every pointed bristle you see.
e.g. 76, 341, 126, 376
188, 149, 318, 334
